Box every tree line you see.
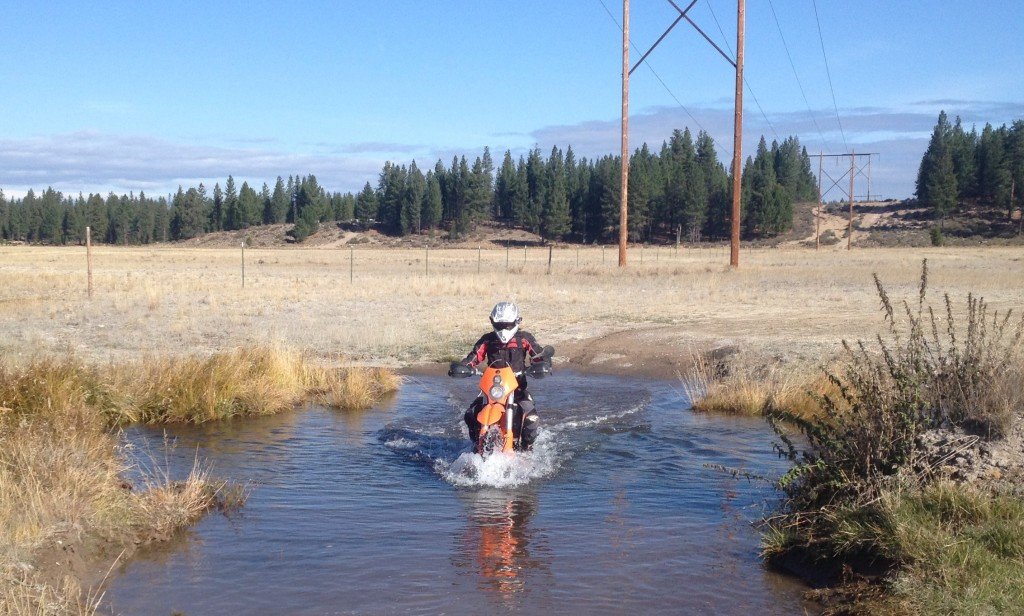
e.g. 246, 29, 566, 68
916, 111, 1024, 222
0, 128, 817, 245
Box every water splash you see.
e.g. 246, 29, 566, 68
381, 388, 650, 489
434, 431, 560, 489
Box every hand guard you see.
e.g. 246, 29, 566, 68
525, 358, 552, 379
448, 361, 474, 378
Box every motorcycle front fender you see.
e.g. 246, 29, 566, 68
477, 402, 506, 427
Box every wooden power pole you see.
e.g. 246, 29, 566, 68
847, 149, 855, 250
619, 0, 630, 267
729, 0, 745, 268
816, 151, 823, 250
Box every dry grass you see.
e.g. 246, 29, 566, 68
683, 353, 840, 419
102, 346, 399, 424
0, 362, 228, 615
0, 348, 396, 614
1, 245, 1021, 368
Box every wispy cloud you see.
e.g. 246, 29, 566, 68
3, 99, 1020, 201
527, 100, 1024, 199
0, 132, 389, 197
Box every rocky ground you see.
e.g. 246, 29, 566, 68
915, 420, 1024, 492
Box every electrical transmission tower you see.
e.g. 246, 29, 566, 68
812, 151, 877, 250
620, 0, 745, 268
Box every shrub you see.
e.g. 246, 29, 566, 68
771, 260, 1023, 510
764, 260, 1024, 612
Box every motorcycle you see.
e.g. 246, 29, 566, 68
449, 346, 554, 456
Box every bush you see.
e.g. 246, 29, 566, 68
929, 226, 944, 246
765, 260, 1024, 612
771, 260, 1023, 510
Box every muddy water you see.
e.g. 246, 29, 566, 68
105, 372, 813, 615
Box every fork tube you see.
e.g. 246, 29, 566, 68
506, 394, 515, 451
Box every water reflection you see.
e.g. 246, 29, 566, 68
455, 488, 545, 606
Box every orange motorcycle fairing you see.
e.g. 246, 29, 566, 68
475, 362, 520, 454
476, 402, 506, 427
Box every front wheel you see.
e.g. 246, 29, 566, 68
478, 425, 504, 456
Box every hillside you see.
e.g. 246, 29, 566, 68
170, 200, 1023, 250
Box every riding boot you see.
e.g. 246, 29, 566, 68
464, 400, 482, 445
516, 398, 539, 451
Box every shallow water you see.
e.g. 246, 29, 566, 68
105, 371, 813, 615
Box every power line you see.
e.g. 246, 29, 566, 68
765, 0, 828, 152
596, 0, 708, 135
703, 0, 780, 147
811, 0, 849, 153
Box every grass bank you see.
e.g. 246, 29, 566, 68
762, 261, 1024, 614
0, 347, 399, 614
682, 353, 839, 420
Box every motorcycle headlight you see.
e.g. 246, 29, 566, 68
488, 385, 505, 399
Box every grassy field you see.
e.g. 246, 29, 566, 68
2, 243, 1022, 614
1, 244, 1021, 368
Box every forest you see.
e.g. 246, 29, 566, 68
0, 128, 818, 245
916, 111, 1024, 223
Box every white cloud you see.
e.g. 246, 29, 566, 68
526, 100, 1024, 199
0, 132, 389, 197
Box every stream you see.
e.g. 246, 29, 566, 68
104, 371, 813, 615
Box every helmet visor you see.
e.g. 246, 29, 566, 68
493, 321, 518, 331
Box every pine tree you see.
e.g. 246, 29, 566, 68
401, 162, 425, 234
238, 181, 261, 228
355, 182, 378, 222
270, 177, 289, 223
422, 171, 443, 231
541, 146, 570, 240
224, 176, 240, 230
927, 150, 958, 225
917, 111, 953, 207
211, 183, 224, 231
494, 150, 517, 221
523, 148, 545, 233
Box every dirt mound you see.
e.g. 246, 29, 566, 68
914, 420, 1024, 491
174, 221, 545, 250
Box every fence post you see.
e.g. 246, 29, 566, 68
425, 247, 429, 275
576, 246, 579, 267
478, 246, 481, 274
349, 246, 353, 283
241, 241, 245, 289
547, 245, 553, 275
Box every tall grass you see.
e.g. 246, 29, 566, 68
0, 347, 398, 614
102, 347, 400, 424
764, 260, 1024, 613
682, 353, 838, 420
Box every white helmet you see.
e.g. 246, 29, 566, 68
489, 302, 522, 344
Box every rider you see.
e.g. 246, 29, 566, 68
455, 302, 546, 451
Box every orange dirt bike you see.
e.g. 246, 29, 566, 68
449, 346, 554, 456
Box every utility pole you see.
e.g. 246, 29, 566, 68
816, 151, 823, 250
619, 0, 630, 267
730, 0, 745, 268
618, 0, 742, 268
867, 155, 872, 202
811, 151, 877, 250
847, 149, 855, 250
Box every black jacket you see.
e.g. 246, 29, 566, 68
463, 330, 542, 373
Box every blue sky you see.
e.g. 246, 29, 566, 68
2, 0, 1022, 201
